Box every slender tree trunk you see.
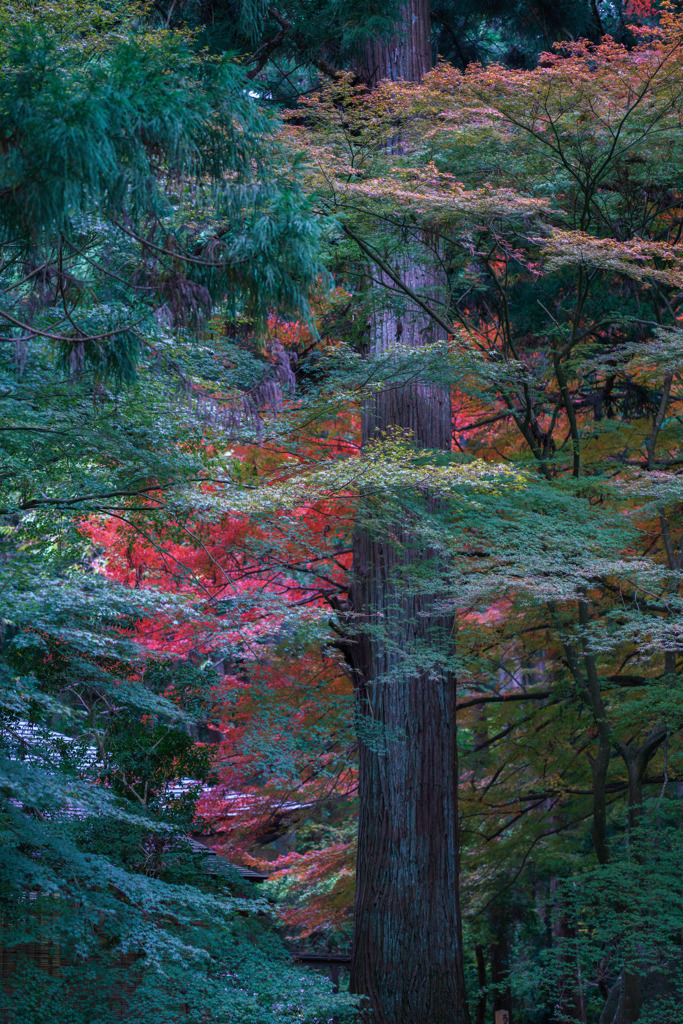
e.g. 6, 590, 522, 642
588, 738, 611, 866
577, 600, 612, 867
609, 729, 666, 1024
489, 906, 513, 1024
348, 5, 469, 1022
475, 944, 487, 1024
550, 878, 583, 1023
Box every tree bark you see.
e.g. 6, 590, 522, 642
609, 727, 667, 1024
349, 518, 467, 1023
361, 0, 432, 86
489, 906, 514, 1024
347, 5, 469, 1022
348, 268, 465, 1023
475, 943, 487, 1024
550, 878, 583, 1023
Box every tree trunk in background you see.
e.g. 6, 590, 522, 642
348, 5, 470, 1023
475, 944, 488, 1024
549, 878, 583, 1024
362, 0, 432, 86
489, 905, 514, 1024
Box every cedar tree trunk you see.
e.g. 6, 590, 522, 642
348, 6, 470, 1022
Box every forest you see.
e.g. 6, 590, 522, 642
2, 1, 683, 1023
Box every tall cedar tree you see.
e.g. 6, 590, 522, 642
345, 4, 470, 1023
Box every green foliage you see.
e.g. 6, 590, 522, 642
523, 806, 683, 1023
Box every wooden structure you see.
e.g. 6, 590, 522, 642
292, 952, 351, 993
